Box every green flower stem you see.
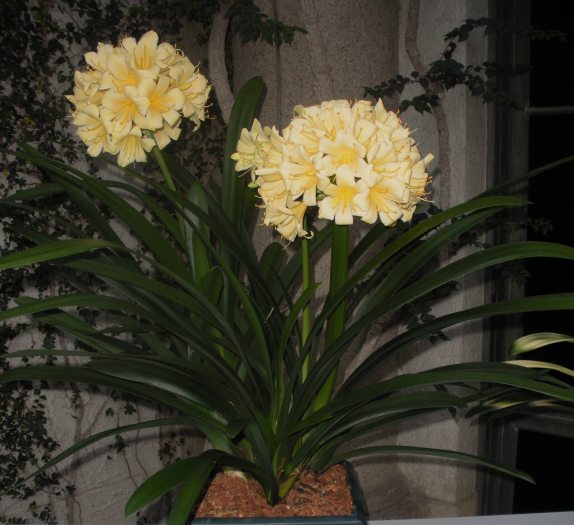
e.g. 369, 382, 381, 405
149, 141, 188, 255
312, 223, 349, 410
150, 144, 176, 193
300, 221, 312, 381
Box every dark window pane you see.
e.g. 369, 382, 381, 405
513, 430, 574, 512
525, 114, 574, 375
530, 0, 574, 107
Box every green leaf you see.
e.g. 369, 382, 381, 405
88, 358, 238, 418
15, 150, 188, 275
511, 332, 574, 355
0, 239, 115, 270
351, 196, 525, 293
221, 77, 266, 323
260, 242, 286, 284
284, 391, 466, 475
289, 391, 465, 436
325, 445, 535, 484
479, 155, 574, 198
125, 458, 197, 517
185, 181, 212, 285
342, 294, 574, 391
338, 362, 574, 418
1, 182, 64, 202
278, 283, 320, 366
223, 76, 265, 228
291, 199, 524, 412
60, 257, 240, 352
358, 207, 502, 314
166, 451, 223, 525
377, 241, 574, 322
505, 360, 574, 379
104, 179, 184, 248
0, 293, 153, 323
22, 417, 196, 486
0, 365, 228, 432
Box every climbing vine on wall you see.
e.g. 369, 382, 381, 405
364, 18, 566, 114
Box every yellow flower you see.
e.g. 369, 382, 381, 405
73, 104, 113, 158
318, 131, 366, 176
106, 53, 140, 92
67, 31, 209, 166
170, 58, 211, 128
156, 42, 183, 68
101, 85, 150, 137
233, 98, 432, 240
231, 119, 271, 172
83, 43, 115, 91
355, 167, 410, 225
317, 166, 367, 225
280, 146, 320, 206
120, 31, 161, 77
254, 129, 289, 203
263, 199, 309, 242
65, 71, 103, 110
154, 121, 182, 150
138, 77, 184, 130
112, 127, 155, 167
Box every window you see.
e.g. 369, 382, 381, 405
482, 0, 574, 514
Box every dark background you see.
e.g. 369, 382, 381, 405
512, 0, 574, 513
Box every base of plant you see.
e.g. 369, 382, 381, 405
190, 462, 368, 524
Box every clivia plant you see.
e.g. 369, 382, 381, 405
1, 31, 574, 524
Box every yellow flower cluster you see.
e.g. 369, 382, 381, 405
66, 31, 210, 167
232, 99, 433, 241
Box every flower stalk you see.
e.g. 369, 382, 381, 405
301, 219, 313, 381
313, 223, 349, 410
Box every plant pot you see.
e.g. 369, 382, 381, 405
189, 462, 368, 525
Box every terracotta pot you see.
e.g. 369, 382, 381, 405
189, 462, 368, 525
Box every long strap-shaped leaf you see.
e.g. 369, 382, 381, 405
12, 146, 189, 276
287, 391, 465, 438
282, 391, 465, 474
350, 196, 525, 292
125, 457, 199, 518
277, 200, 525, 434
0, 293, 154, 322
355, 207, 504, 317
131, 186, 275, 392
341, 293, 574, 392
0, 366, 227, 433
308, 363, 574, 436
351, 241, 574, 352
15, 302, 148, 355
0, 239, 115, 269
478, 155, 574, 198
128, 449, 268, 525
2, 148, 127, 247
324, 445, 534, 484
221, 77, 265, 323
18, 417, 201, 485
222, 76, 265, 230
104, 178, 184, 248
292, 201, 520, 400
87, 358, 242, 420
61, 255, 240, 351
